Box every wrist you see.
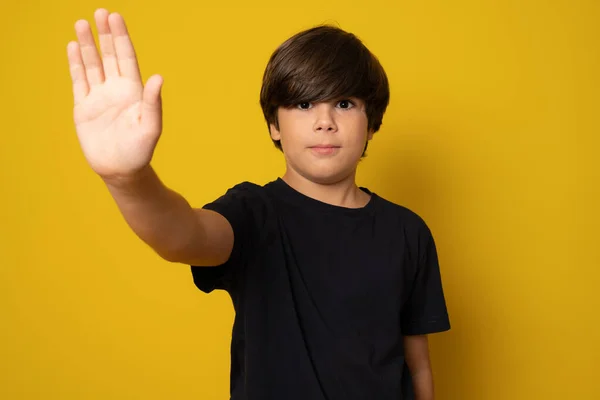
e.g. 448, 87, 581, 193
102, 164, 155, 191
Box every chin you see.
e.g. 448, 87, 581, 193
298, 165, 354, 185
284, 150, 360, 184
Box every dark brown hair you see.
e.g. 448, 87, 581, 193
259, 24, 390, 156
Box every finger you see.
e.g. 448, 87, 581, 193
94, 8, 120, 78
141, 75, 164, 134
74, 19, 105, 86
66, 41, 89, 104
108, 13, 142, 85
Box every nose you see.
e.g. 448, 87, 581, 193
313, 104, 338, 133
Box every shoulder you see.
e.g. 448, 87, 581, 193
372, 193, 436, 254
208, 180, 271, 204
218, 180, 265, 194
374, 194, 431, 233
373, 194, 439, 267
203, 180, 275, 225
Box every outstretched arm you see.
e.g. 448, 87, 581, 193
67, 9, 234, 266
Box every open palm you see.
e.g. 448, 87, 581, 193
67, 9, 164, 180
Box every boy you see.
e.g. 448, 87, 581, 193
67, 8, 450, 400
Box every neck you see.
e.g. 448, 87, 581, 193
280, 168, 370, 209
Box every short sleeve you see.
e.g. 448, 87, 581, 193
190, 182, 263, 294
401, 224, 451, 335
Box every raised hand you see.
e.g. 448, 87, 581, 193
67, 9, 164, 181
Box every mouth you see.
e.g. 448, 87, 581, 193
309, 145, 341, 155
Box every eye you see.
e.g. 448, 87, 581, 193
337, 99, 355, 109
296, 102, 312, 110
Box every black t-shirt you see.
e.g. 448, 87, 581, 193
190, 178, 450, 400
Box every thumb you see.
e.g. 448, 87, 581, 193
141, 74, 164, 134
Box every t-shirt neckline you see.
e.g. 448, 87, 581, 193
269, 177, 377, 216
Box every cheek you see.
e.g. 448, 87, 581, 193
347, 122, 369, 145
280, 123, 310, 148
279, 132, 304, 158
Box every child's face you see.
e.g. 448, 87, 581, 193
270, 97, 373, 184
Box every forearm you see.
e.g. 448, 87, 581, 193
102, 165, 199, 262
404, 334, 435, 400
411, 368, 434, 400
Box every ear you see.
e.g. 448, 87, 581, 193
367, 129, 375, 141
269, 122, 281, 141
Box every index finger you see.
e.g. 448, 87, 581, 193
66, 41, 89, 105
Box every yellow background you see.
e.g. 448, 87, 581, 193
2, 0, 599, 398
